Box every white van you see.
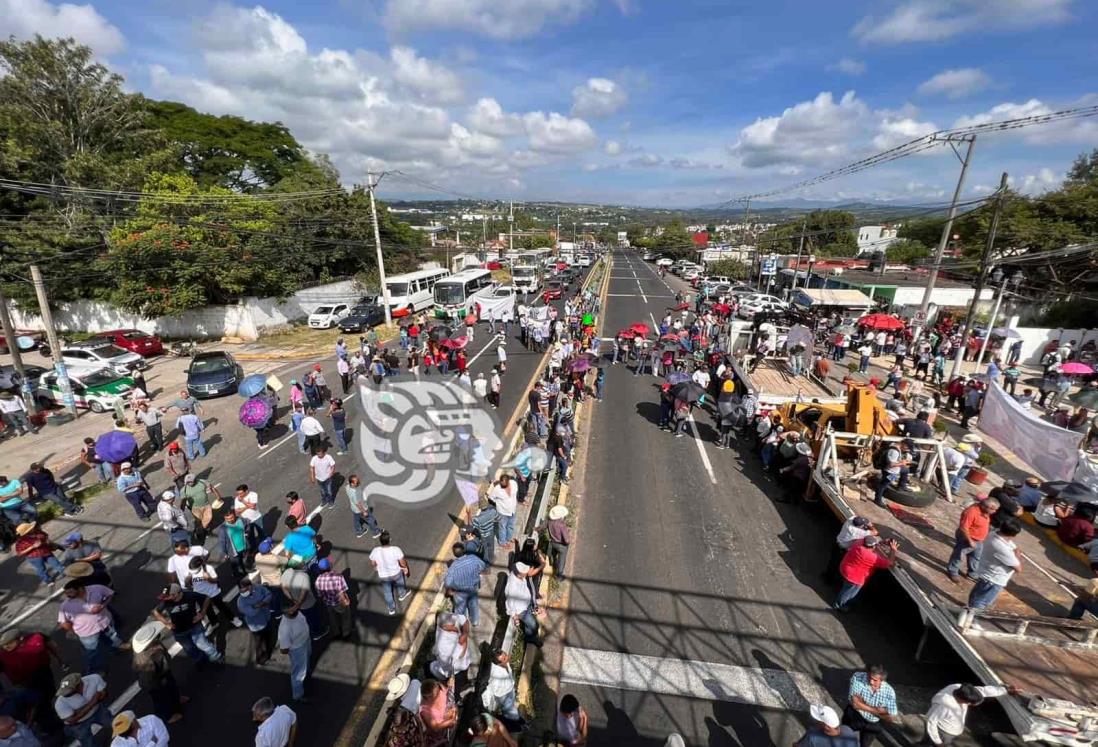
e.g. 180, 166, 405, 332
384, 268, 451, 314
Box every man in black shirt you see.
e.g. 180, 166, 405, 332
152, 584, 222, 663
21, 463, 81, 516
897, 411, 934, 440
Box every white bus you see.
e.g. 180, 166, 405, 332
432, 268, 497, 320
384, 268, 450, 315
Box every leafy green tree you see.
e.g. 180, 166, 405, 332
759, 210, 857, 256
655, 220, 697, 260
1065, 149, 1098, 187
704, 259, 749, 279
146, 100, 309, 192
102, 173, 298, 316
886, 239, 930, 264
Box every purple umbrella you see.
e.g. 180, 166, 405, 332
569, 358, 592, 373
665, 371, 691, 385
239, 397, 272, 428
95, 431, 138, 464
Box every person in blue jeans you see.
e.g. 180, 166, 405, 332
0, 475, 37, 526
152, 585, 222, 663
290, 409, 307, 453
369, 531, 410, 615
328, 399, 348, 455
966, 520, 1023, 612
444, 543, 487, 626
346, 474, 381, 538
22, 463, 82, 515
873, 441, 913, 507
175, 412, 206, 460
54, 672, 112, 747
13, 522, 64, 585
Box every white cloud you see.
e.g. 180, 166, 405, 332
831, 58, 867, 76
917, 68, 991, 99
729, 91, 939, 168
390, 46, 464, 104
1011, 167, 1061, 194
0, 0, 125, 55
523, 111, 598, 153
604, 140, 622, 156
853, 0, 1073, 44
571, 77, 628, 118
384, 0, 592, 39
466, 98, 525, 137
952, 96, 1098, 144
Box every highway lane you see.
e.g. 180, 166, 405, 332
556, 251, 1006, 746
0, 270, 592, 746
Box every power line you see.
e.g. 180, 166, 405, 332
726, 103, 1098, 204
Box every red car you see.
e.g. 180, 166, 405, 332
92, 329, 164, 356
542, 281, 564, 303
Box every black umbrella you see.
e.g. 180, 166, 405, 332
1069, 387, 1098, 410
1040, 481, 1098, 505
428, 325, 452, 342
670, 380, 706, 403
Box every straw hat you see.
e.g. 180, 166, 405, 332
15, 523, 36, 536
111, 710, 136, 737
514, 562, 531, 574
0, 629, 21, 647
65, 562, 94, 579
961, 434, 983, 444
548, 505, 569, 521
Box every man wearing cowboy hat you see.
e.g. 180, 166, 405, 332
794, 703, 857, 746
54, 671, 111, 746
13, 521, 63, 587
109, 709, 168, 747
778, 441, 815, 503
538, 505, 573, 580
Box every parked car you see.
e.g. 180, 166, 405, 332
60, 340, 148, 376
338, 303, 386, 333
186, 351, 244, 398
641, 251, 657, 261
739, 298, 789, 319
542, 280, 564, 302
308, 304, 352, 329
576, 254, 592, 267
683, 268, 702, 281
36, 366, 133, 413
0, 329, 48, 355
91, 329, 164, 357
655, 257, 674, 267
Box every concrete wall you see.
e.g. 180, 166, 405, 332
8, 278, 364, 342
1000, 319, 1098, 366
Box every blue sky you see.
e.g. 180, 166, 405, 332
3, 0, 1096, 206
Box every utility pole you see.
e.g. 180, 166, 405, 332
508, 200, 514, 258
790, 218, 807, 292
30, 265, 77, 417
366, 172, 393, 327
974, 270, 1017, 369
0, 285, 37, 414
481, 216, 487, 263
914, 134, 976, 340
949, 172, 1008, 380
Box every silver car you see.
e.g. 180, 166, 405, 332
60, 341, 148, 376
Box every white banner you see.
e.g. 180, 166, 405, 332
473, 293, 516, 321
978, 382, 1081, 481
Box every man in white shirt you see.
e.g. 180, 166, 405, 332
166, 540, 209, 586
923, 683, 1016, 745
336, 356, 352, 395
825, 515, 878, 583
277, 609, 311, 702
309, 446, 337, 508
156, 492, 190, 544
967, 520, 1023, 612
692, 367, 711, 390
472, 373, 489, 401
874, 330, 887, 356
504, 562, 540, 646
54, 672, 111, 745
252, 697, 297, 747
298, 409, 325, 455
233, 485, 263, 525
489, 476, 518, 549
369, 531, 410, 615
110, 709, 169, 746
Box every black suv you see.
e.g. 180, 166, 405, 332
339, 303, 386, 332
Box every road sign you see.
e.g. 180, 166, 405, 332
913, 310, 927, 325
760, 259, 777, 275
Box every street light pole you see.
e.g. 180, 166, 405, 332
366, 171, 393, 327
791, 218, 807, 292
949, 171, 1008, 380
914, 134, 976, 340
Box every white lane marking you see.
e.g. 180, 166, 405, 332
649, 312, 659, 329
686, 413, 718, 485
257, 390, 358, 459
607, 293, 673, 298
635, 280, 648, 304
466, 331, 504, 367
560, 647, 833, 712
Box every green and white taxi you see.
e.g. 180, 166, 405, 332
35, 366, 134, 413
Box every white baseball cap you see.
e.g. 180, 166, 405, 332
810, 704, 840, 728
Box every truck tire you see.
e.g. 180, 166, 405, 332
884, 479, 936, 508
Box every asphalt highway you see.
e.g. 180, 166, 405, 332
556, 251, 1008, 746
0, 268, 591, 747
